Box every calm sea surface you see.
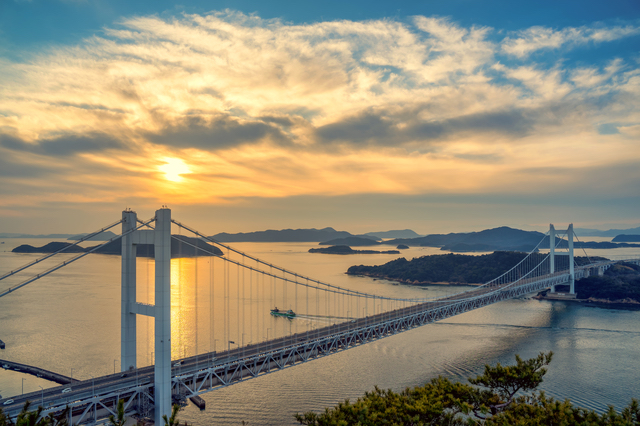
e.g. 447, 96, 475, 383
0, 238, 639, 425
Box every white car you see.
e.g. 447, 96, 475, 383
61, 388, 72, 394
3, 399, 14, 405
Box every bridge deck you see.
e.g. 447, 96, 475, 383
1, 359, 77, 385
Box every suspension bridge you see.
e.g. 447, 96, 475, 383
0, 208, 636, 425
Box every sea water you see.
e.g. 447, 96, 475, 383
0, 238, 638, 424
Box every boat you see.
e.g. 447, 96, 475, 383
270, 307, 296, 318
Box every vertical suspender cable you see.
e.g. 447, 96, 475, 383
195, 255, 198, 359
250, 266, 253, 351
294, 274, 298, 336
241, 256, 245, 349
210, 255, 214, 355
236, 262, 240, 350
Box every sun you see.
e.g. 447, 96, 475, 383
159, 157, 192, 182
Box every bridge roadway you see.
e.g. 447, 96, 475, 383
1, 359, 78, 385
0, 262, 620, 424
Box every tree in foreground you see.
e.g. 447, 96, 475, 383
0, 401, 68, 426
295, 352, 640, 425
0, 398, 188, 426
163, 403, 188, 426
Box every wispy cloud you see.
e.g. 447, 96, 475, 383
502, 24, 640, 58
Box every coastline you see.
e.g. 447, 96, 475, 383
533, 292, 640, 309
349, 272, 482, 287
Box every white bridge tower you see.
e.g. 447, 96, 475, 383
121, 208, 172, 424
549, 223, 575, 294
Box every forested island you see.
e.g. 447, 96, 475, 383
309, 245, 400, 255
612, 234, 640, 242
348, 252, 640, 305
382, 226, 640, 252
347, 251, 601, 285
11, 235, 223, 258
211, 227, 378, 242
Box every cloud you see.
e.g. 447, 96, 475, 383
145, 115, 290, 149
0, 148, 53, 178
0, 132, 127, 156
2, 12, 637, 149
502, 25, 640, 58
0, 10, 639, 227
315, 107, 541, 147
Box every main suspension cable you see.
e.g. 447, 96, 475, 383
0, 217, 155, 298
0, 219, 123, 282
170, 219, 426, 301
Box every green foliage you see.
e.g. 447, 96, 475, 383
485, 393, 640, 425
468, 352, 553, 417
0, 402, 68, 426
163, 404, 187, 426
347, 252, 544, 284
347, 251, 608, 285
1, 400, 185, 426
108, 400, 125, 426
0, 408, 9, 426
295, 352, 640, 426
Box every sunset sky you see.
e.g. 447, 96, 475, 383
1, 0, 639, 235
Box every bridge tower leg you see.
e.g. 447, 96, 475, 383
154, 208, 172, 425
549, 223, 556, 293
549, 224, 555, 293
121, 210, 137, 371
568, 223, 575, 294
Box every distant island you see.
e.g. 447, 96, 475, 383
574, 226, 640, 237
364, 229, 422, 239
67, 231, 117, 241
210, 227, 421, 243
319, 236, 381, 246
12, 235, 223, 258
309, 245, 400, 255
378, 226, 640, 252
612, 234, 640, 243
6, 224, 640, 253
348, 251, 639, 305
347, 251, 603, 285
212, 227, 358, 242
0, 233, 78, 239
207, 225, 640, 251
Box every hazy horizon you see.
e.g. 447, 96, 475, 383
2, 219, 639, 239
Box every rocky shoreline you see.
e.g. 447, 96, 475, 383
534, 291, 640, 307
349, 271, 481, 286
309, 245, 399, 255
